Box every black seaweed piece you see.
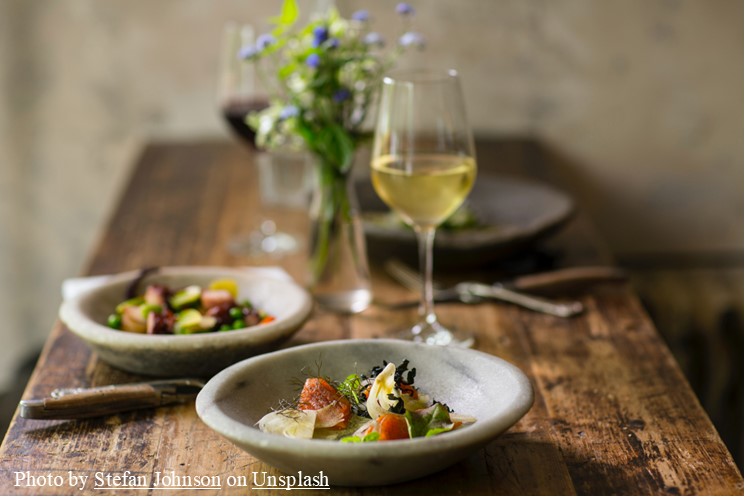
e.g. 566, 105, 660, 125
367, 360, 389, 380
396, 360, 416, 385
386, 393, 405, 414
351, 403, 370, 418
366, 359, 416, 387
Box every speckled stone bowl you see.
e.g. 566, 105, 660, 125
196, 339, 534, 486
59, 267, 313, 377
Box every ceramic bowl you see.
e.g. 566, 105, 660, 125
59, 266, 313, 377
196, 339, 534, 486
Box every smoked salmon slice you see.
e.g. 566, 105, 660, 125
298, 378, 352, 429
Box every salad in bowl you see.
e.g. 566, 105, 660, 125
258, 360, 475, 442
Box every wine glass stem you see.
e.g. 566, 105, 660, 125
415, 226, 437, 325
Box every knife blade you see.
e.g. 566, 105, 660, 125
19, 378, 204, 420
379, 265, 626, 311
509, 266, 627, 294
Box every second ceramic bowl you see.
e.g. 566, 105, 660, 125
59, 266, 313, 377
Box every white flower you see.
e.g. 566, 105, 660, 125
287, 73, 307, 94
329, 18, 349, 38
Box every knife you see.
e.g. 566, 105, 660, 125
507, 266, 627, 294
19, 379, 204, 420
380, 265, 626, 311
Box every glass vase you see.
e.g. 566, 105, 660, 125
308, 157, 372, 313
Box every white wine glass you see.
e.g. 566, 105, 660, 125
217, 22, 304, 257
371, 69, 477, 347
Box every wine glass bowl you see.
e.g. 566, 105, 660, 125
371, 69, 477, 347
218, 22, 305, 258
370, 153, 476, 229
218, 23, 268, 147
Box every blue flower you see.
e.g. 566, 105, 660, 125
333, 88, 351, 102
351, 10, 369, 22
396, 3, 415, 16
306, 53, 321, 68
363, 32, 385, 47
312, 26, 329, 48
279, 105, 300, 120
399, 31, 425, 48
238, 44, 259, 60
256, 33, 275, 50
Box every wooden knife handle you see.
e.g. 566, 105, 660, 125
510, 266, 627, 294
21, 384, 163, 419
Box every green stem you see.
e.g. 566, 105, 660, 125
310, 159, 351, 284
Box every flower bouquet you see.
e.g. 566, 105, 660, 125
241, 0, 423, 312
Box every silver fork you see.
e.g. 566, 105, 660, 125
384, 259, 584, 318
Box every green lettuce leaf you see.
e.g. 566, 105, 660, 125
405, 403, 455, 438
341, 432, 380, 443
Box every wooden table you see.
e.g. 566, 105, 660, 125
1, 140, 741, 495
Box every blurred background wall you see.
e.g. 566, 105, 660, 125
0, 0, 741, 454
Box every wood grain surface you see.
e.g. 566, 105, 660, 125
0, 139, 741, 495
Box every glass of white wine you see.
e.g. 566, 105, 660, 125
371, 69, 477, 347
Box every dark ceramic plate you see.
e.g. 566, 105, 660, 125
356, 173, 574, 266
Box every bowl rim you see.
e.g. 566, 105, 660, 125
59, 266, 314, 349
196, 338, 534, 456
359, 172, 575, 247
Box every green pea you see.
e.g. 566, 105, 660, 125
107, 314, 122, 330
232, 319, 246, 329
219, 324, 232, 332
228, 307, 243, 319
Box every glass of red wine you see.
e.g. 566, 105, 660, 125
218, 22, 308, 257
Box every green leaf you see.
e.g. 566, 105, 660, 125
363, 432, 381, 442
311, 123, 353, 172
329, 124, 355, 173
294, 119, 319, 153
405, 403, 455, 438
115, 296, 144, 314
140, 303, 162, 318
425, 426, 453, 437
340, 432, 380, 443
337, 373, 364, 404
271, 0, 299, 27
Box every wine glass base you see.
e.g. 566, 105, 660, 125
393, 319, 475, 348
